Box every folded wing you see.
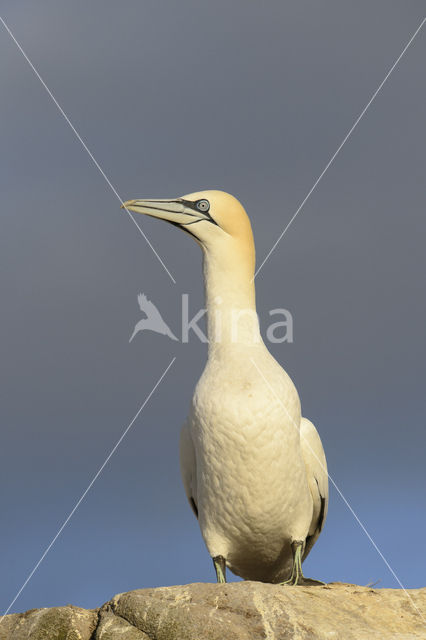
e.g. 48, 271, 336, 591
180, 422, 198, 518
300, 417, 329, 561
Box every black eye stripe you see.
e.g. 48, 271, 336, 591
180, 198, 209, 211
180, 198, 219, 227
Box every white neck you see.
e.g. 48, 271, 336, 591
202, 246, 261, 355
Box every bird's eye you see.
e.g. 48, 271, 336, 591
196, 199, 210, 213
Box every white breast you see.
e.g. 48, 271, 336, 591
188, 344, 313, 582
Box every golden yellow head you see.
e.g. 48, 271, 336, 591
181, 190, 253, 240
122, 190, 255, 270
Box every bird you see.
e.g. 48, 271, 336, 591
122, 190, 328, 585
129, 293, 178, 342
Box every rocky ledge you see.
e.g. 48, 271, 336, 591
1, 581, 425, 639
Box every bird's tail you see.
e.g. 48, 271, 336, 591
165, 327, 179, 341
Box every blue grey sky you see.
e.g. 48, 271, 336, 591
1, 0, 425, 615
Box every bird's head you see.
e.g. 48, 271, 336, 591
122, 190, 255, 273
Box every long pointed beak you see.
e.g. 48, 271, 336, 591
122, 198, 200, 226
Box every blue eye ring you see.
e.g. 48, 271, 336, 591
196, 199, 210, 213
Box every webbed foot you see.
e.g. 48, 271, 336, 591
279, 541, 324, 587
212, 555, 227, 583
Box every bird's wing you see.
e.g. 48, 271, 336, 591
300, 417, 329, 561
179, 421, 198, 518
138, 293, 164, 322
137, 293, 147, 312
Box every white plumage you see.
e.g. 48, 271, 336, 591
124, 190, 328, 584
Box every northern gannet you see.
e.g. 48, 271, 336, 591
123, 191, 328, 585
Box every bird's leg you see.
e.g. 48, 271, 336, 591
212, 555, 227, 583
280, 541, 324, 587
